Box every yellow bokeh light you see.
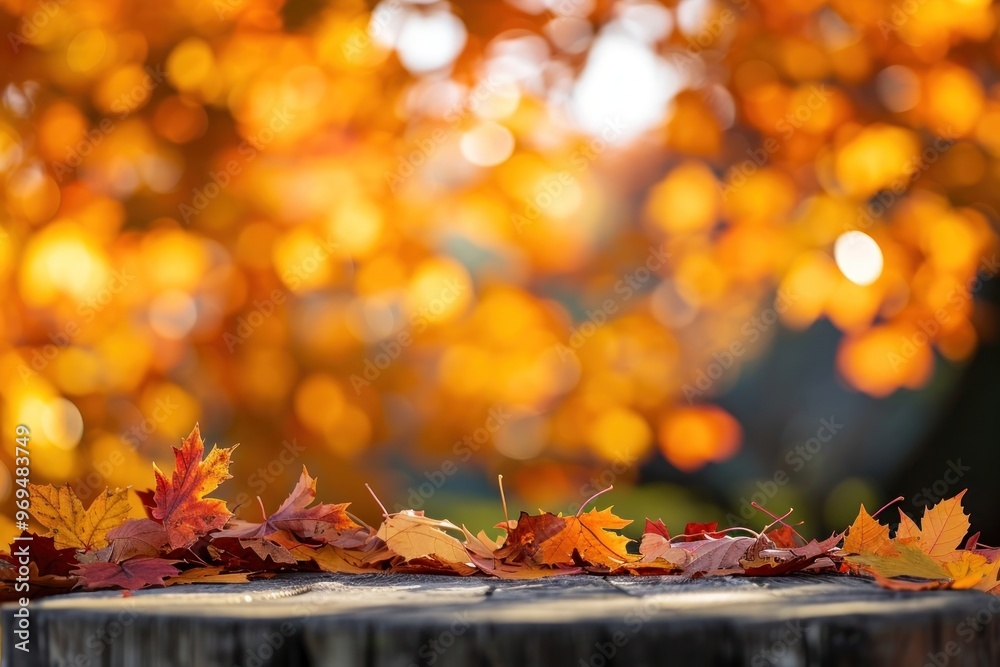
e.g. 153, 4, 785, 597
18, 222, 108, 305
273, 228, 337, 292
167, 38, 215, 92
588, 407, 652, 462
66, 29, 108, 73
294, 374, 347, 434
405, 258, 472, 325
834, 124, 920, 197
645, 162, 719, 234
41, 398, 84, 451
142, 229, 210, 291
327, 198, 383, 257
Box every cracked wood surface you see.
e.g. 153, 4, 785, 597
3, 573, 1000, 666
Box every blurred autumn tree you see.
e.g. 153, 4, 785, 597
1, 0, 998, 531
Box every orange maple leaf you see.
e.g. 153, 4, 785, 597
843, 504, 894, 556
533, 508, 636, 569
152, 424, 237, 550
895, 509, 921, 543
917, 489, 970, 559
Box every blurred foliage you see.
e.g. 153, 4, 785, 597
0, 0, 998, 529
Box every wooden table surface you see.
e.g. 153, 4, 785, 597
4, 572, 1000, 666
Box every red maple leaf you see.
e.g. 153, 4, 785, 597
681, 522, 726, 542
644, 518, 671, 540
135, 489, 157, 521
765, 525, 801, 549
152, 424, 237, 550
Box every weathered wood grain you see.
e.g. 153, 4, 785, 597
3, 573, 999, 666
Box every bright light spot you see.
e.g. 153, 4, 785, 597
395, 10, 467, 74
834, 231, 884, 286
618, 2, 673, 43
675, 0, 712, 35
149, 290, 198, 338
569, 32, 682, 141
45, 238, 94, 291
484, 34, 550, 92
473, 81, 521, 120
369, 1, 407, 48
460, 121, 515, 166
42, 398, 84, 450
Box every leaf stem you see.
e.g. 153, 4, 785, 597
751, 502, 807, 544
256, 496, 268, 521
669, 525, 760, 543
365, 483, 389, 518
577, 485, 613, 518
498, 474, 511, 530
872, 496, 905, 519
346, 510, 373, 531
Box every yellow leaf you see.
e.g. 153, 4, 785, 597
307, 545, 371, 574
28, 484, 131, 551
918, 490, 970, 559
376, 511, 470, 565
460, 525, 499, 559
847, 542, 950, 581
165, 567, 250, 586
974, 559, 1000, 593
843, 504, 893, 556
942, 551, 994, 590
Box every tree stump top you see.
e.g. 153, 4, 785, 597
5, 572, 1000, 666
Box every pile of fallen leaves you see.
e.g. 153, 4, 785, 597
2, 426, 998, 599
